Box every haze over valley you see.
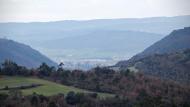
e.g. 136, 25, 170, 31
1, 15, 190, 69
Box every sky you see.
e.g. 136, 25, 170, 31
0, 0, 190, 22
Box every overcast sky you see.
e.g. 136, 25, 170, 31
0, 0, 190, 22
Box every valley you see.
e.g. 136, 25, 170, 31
1, 15, 190, 69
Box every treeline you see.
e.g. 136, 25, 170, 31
0, 60, 190, 107
1, 89, 190, 107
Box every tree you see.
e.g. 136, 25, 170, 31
0, 93, 8, 106
0, 66, 1, 75
60, 70, 71, 78
120, 69, 130, 76
30, 93, 39, 106
4, 86, 8, 90
58, 62, 64, 69
8, 89, 22, 100
38, 63, 53, 76
18, 66, 30, 76
48, 101, 58, 107
66, 91, 79, 105
1, 60, 19, 75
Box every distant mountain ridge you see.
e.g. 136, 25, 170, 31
41, 30, 163, 54
1, 15, 190, 36
0, 38, 57, 68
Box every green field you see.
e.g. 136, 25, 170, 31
0, 76, 113, 97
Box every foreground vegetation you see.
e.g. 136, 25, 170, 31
0, 60, 190, 107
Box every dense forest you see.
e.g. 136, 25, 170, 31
0, 60, 190, 107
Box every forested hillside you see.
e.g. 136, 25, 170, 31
117, 27, 190, 66
0, 38, 57, 68
119, 49, 190, 84
116, 27, 190, 84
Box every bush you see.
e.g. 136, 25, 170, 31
66, 91, 79, 105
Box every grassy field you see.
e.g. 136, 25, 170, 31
0, 76, 113, 98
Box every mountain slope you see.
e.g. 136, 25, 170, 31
140, 27, 190, 56
117, 27, 190, 67
128, 50, 190, 84
115, 27, 190, 83
0, 38, 57, 68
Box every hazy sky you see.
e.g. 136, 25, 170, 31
0, 0, 190, 22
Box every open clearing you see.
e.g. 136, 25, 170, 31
0, 76, 113, 97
